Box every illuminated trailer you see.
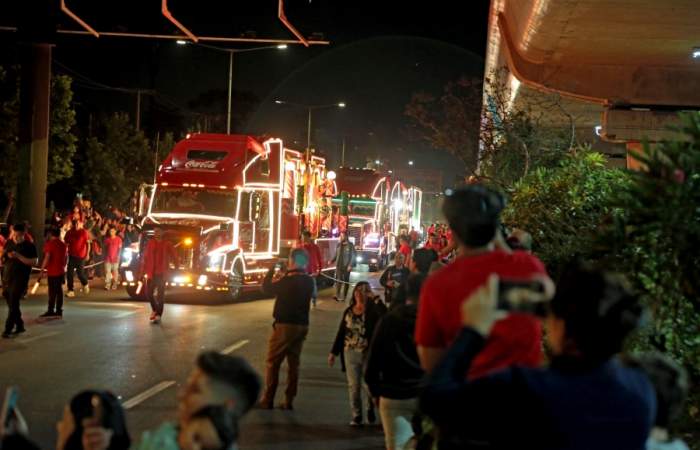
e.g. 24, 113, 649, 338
120, 133, 337, 300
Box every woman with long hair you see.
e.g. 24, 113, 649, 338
329, 281, 386, 426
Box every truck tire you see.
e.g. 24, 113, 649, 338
125, 284, 145, 300
227, 263, 244, 301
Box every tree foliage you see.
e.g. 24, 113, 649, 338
479, 70, 575, 187
48, 74, 78, 185
502, 149, 631, 278
405, 69, 577, 185
404, 76, 482, 172
82, 112, 152, 208
606, 113, 700, 382
0, 66, 77, 192
504, 114, 700, 439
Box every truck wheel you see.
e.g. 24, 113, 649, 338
227, 263, 244, 301
125, 284, 145, 300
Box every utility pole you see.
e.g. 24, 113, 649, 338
226, 51, 233, 134
135, 89, 142, 131
306, 107, 312, 162
16, 0, 55, 253
153, 131, 160, 184
341, 137, 346, 167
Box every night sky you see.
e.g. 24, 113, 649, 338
1, 0, 490, 185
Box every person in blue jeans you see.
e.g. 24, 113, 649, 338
329, 281, 386, 426
421, 262, 656, 450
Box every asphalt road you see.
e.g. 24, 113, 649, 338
0, 269, 385, 450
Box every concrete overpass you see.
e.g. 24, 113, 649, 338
483, 0, 700, 168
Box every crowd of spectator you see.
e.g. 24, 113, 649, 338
0, 185, 693, 450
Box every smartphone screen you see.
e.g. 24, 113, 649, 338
1, 386, 19, 428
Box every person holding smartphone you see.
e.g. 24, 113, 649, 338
258, 249, 315, 410
2, 223, 37, 338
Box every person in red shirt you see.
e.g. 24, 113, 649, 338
140, 227, 177, 323
423, 233, 443, 254
415, 185, 550, 379
39, 227, 68, 317
103, 227, 123, 290
64, 220, 91, 297
300, 230, 322, 307
398, 235, 412, 266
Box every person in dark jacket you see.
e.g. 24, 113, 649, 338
259, 248, 315, 410
379, 252, 410, 305
421, 262, 656, 450
366, 273, 426, 450
329, 281, 386, 426
389, 248, 436, 309
332, 231, 356, 302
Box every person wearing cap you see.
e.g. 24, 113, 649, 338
420, 263, 655, 449
2, 223, 38, 338
415, 185, 549, 377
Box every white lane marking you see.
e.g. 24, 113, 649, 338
122, 381, 176, 410
113, 310, 142, 319
221, 339, 250, 354
18, 331, 61, 344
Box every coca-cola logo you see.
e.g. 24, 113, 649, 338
185, 160, 218, 169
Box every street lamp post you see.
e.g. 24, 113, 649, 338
180, 42, 287, 134
274, 100, 346, 162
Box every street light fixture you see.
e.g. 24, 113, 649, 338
180, 42, 287, 134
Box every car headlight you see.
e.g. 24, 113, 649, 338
356, 256, 363, 263
370, 258, 378, 264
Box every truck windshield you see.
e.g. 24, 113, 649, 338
151, 187, 236, 218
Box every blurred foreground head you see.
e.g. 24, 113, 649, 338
442, 185, 504, 248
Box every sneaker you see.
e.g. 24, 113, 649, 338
39, 311, 54, 318
149, 312, 157, 322
153, 315, 161, 324
83, 285, 90, 295
255, 401, 273, 410
1, 332, 11, 339
54, 311, 63, 317
349, 417, 363, 427
111, 283, 118, 290
367, 408, 376, 424
333, 296, 339, 302
13, 327, 26, 335
66, 290, 75, 298
278, 402, 294, 411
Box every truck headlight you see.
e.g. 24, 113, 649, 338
121, 248, 133, 267
370, 258, 378, 264
197, 275, 208, 286
356, 256, 363, 263
207, 254, 223, 272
